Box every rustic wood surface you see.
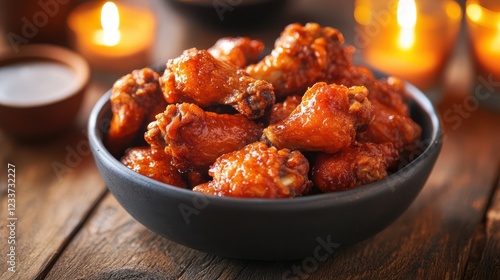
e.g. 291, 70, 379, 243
1, 0, 499, 279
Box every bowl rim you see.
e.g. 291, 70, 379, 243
88, 79, 442, 209
0, 44, 90, 108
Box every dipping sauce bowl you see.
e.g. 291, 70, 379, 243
0, 44, 90, 139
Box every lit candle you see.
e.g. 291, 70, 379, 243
67, 1, 156, 74
397, 0, 417, 49
466, 0, 500, 85
354, 0, 462, 91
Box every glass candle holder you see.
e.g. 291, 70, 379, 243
67, 0, 156, 75
466, 0, 500, 109
354, 0, 462, 101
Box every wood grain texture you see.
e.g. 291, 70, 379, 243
0, 83, 109, 280
44, 95, 500, 280
44, 193, 295, 280
468, 175, 500, 280
293, 106, 500, 279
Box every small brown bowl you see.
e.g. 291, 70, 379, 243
0, 44, 90, 140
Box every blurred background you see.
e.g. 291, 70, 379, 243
0, 0, 366, 71
0, 0, 471, 90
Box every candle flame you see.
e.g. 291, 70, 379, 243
397, 0, 417, 49
466, 3, 483, 23
101, 2, 120, 46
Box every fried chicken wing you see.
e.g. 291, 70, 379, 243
145, 103, 263, 172
355, 75, 421, 151
243, 22, 420, 151
263, 83, 373, 153
364, 76, 422, 151
109, 23, 425, 199
246, 23, 354, 98
268, 95, 301, 125
338, 67, 409, 116
107, 68, 167, 155
312, 142, 398, 192
193, 142, 311, 198
121, 147, 187, 188
160, 48, 275, 119
330, 67, 422, 152
357, 105, 422, 152
208, 37, 265, 68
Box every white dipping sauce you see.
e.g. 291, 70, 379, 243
0, 61, 78, 107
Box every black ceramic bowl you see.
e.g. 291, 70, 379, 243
88, 80, 442, 260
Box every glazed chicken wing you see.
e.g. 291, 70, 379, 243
362, 69, 410, 115
312, 142, 398, 192
246, 22, 354, 98
357, 105, 422, 152
244, 22, 420, 152
121, 147, 187, 188
263, 83, 373, 153
336, 67, 409, 116
160, 48, 275, 119
193, 142, 311, 198
346, 67, 422, 152
267, 95, 301, 125
361, 75, 421, 152
145, 103, 263, 172
331, 67, 422, 152
107, 68, 167, 155
208, 37, 265, 68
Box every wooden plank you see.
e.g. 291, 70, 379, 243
45, 192, 292, 279
294, 105, 500, 279
0, 82, 109, 280
469, 174, 500, 280
43, 107, 500, 280
44, 192, 205, 279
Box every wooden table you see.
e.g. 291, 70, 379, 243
1, 0, 499, 279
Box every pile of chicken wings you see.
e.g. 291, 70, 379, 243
106, 23, 422, 198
